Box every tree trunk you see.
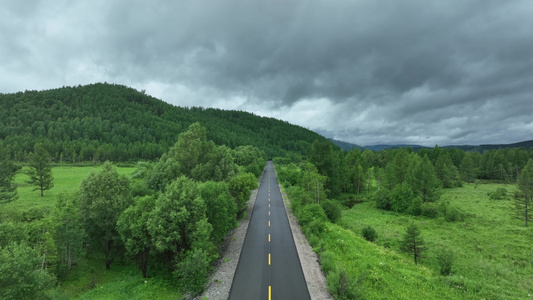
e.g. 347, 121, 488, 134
140, 250, 149, 278
413, 239, 418, 265
40, 174, 44, 196
105, 240, 113, 269
526, 197, 528, 227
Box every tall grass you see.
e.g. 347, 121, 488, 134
337, 183, 533, 299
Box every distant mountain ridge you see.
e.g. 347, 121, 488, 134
327, 138, 363, 151
329, 139, 533, 152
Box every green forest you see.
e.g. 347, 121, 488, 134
0, 83, 330, 162
1, 84, 533, 299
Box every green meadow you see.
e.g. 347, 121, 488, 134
7, 165, 135, 212
333, 183, 533, 299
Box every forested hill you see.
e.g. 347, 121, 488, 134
0, 83, 331, 162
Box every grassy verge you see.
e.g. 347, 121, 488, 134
336, 183, 533, 299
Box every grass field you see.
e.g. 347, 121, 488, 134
336, 183, 533, 299
2, 165, 135, 217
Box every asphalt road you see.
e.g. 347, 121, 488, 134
229, 161, 310, 300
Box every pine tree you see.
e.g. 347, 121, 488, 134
400, 223, 427, 265
26, 145, 54, 197
408, 155, 441, 202
516, 159, 533, 226
0, 151, 19, 203
460, 154, 476, 183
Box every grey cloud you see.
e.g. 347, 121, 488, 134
1, 0, 532, 146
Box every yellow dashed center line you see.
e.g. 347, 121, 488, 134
268, 221, 270, 227
269, 234, 271, 242
269, 253, 271, 265
269, 285, 272, 300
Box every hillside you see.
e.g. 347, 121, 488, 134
0, 83, 331, 161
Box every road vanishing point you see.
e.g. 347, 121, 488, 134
229, 161, 311, 300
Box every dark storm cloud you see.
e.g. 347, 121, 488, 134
1, 0, 532, 146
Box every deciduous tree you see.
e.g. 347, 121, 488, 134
199, 181, 237, 243
148, 177, 213, 260
117, 196, 155, 278
0, 242, 56, 300
79, 162, 132, 269
53, 193, 86, 279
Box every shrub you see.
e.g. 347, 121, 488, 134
408, 197, 423, 216
445, 207, 464, 222
307, 233, 320, 248
436, 248, 455, 276
338, 194, 357, 208
374, 189, 391, 210
298, 204, 327, 237
390, 183, 414, 213
326, 268, 362, 300
298, 204, 327, 227
321, 200, 343, 223
175, 249, 210, 295
420, 202, 440, 218
488, 187, 507, 200
362, 225, 378, 242
228, 172, 257, 215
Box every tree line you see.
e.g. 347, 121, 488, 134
0, 123, 265, 298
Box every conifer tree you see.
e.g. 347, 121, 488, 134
408, 155, 441, 202
400, 223, 427, 265
516, 159, 533, 226
26, 145, 54, 197
0, 151, 19, 203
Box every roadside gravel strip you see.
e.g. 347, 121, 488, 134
197, 167, 332, 300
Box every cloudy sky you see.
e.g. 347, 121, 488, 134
1, 0, 532, 146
